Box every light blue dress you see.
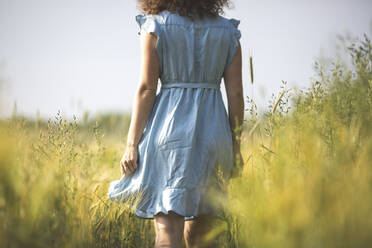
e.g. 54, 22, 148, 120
108, 10, 241, 221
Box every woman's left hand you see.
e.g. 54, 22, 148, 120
120, 145, 139, 175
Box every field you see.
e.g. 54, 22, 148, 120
1, 34, 371, 247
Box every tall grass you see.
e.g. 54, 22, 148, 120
0, 33, 371, 247
226, 33, 372, 247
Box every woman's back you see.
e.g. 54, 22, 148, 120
108, 1, 244, 246
108, 8, 242, 222
135, 10, 241, 87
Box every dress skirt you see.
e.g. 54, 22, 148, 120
107, 82, 235, 221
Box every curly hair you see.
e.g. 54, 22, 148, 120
137, 0, 233, 20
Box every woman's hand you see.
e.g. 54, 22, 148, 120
120, 145, 139, 175
230, 145, 244, 179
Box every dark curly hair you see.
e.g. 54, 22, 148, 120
137, 0, 233, 20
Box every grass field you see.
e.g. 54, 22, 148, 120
1, 33, 371, 247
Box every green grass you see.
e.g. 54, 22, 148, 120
1, 33, 372, 247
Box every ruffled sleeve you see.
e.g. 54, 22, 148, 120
225, 18, 241, 71
135, 14, 162, 38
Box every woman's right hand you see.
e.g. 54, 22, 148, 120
120, 145, 139, 175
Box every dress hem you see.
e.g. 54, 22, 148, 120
134, 203, 226, 221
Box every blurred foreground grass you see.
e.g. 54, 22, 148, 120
1, 33, 372, 247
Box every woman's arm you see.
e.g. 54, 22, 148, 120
223, 42, 244, 173
120, 31, 159, 175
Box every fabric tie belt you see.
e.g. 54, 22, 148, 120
160, 82, 220, 90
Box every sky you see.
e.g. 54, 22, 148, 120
0, 0, 371, 120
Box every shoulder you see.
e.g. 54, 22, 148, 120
135, 10, 170, 26
135, 11, 172, 36
218, 15, 241, 29
218, 15, 241, 40
197, 15, 241, 30
136, 10, 240, 31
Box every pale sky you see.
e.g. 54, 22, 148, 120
0, 0, 371, 120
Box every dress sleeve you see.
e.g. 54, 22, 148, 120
225, 18, 241, 71
135, 14, 161, 38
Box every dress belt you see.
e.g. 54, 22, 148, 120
160, 82, 220, 90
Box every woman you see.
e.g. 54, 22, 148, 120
108, 0, 244, 247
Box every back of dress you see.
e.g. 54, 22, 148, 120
108, 10, 242, 221
135, 10, 241, 88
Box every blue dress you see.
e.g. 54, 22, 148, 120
108, 10, 241, 221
